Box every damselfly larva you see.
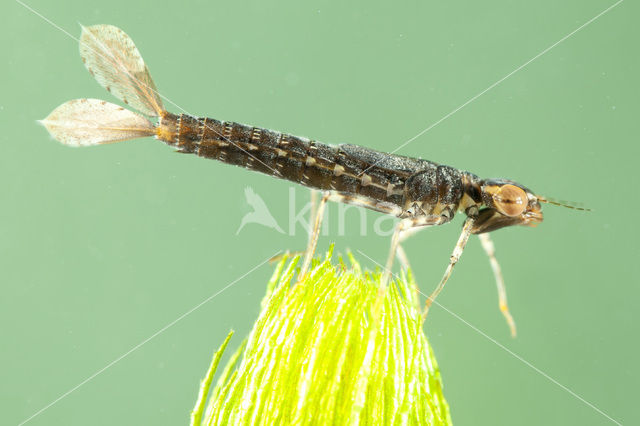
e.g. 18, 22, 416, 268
41, 25, 584, 336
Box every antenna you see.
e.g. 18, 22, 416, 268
537, 196, 592, 212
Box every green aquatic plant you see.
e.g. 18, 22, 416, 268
191, 251, 451, 425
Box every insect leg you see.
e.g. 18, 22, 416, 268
396, 227, 428, 306
299, 191, 331, 280
271, 191, 320, 265
422, 217, 475, 322
396, 226, 426, 270
297, 191, 403, 279
381, 219, 408, 288
309, 189, 319, 226
395, 244, 411, 273
478, 233, 517, 337
381, 216, 447, 289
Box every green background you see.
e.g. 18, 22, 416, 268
1, 0, 636, 425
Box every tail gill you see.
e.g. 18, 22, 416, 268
41, 24, 164, 146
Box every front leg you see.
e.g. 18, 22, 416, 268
479, 232, 517, 337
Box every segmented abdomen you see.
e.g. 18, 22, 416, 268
156, 113, 408, 208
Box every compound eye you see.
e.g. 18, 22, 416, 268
494, 184, 527, 216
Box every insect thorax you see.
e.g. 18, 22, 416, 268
401, 167, 482, 219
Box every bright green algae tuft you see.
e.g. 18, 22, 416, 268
191, 251, 452, 425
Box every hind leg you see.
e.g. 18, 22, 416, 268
270, 191, 318, 265
298, 191, 330, 280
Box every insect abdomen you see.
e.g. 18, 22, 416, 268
157, 113, 406, 208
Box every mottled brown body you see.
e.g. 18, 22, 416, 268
157, 112, 486, 225
42, 24, 553, 336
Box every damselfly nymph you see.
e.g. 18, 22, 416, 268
41, 25, 580, 336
